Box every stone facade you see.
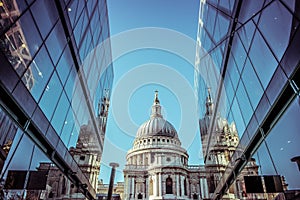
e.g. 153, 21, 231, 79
123, 92, 207, 200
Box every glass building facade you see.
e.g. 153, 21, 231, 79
195, 0, 300, 199
0, 0, 113, 199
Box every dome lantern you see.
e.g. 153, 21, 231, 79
151, 90, 162, 118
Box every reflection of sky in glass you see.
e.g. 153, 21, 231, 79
256, 99, 300, 189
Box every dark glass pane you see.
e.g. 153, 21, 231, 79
210, 44, 224, 72
236, 81, 253, 126
0, 1, 27, 32
46, 21, 67, 65
87, 0, 97, 16
39, 72, 62, 120
255, 94, 270, 124
237, 20, 255, 52
230, 99, 246, 137
227, 54, 240, 89
51, 92, 69, 135
266, 67, 287, 105
224, 73, 234, 108
246, 115, 259, 139
56, 47, 73, 85
218, 0, 235, 14
32, 106, 49, 135
67, 126, 79, 148
60, 107, 74, 146
244, 176, 264, 193
90, 7, 100, 38
24, 46, 54, 101
17, 11, 43, 60
4, 134, 34, 171
65, 67, 77, 101
265, 99, 300, 189
74, 11, 88, 47
231, 35, 247, 73
201, 28, 213, 52
31, 0, 59, 39
12, 80, 36, 117
249, 31, 278, 89
258, 1, 293, 61
214, 12, 230, 43
239, 0, 264, 23
281, 0, 297, 14
242, 59, 264, 110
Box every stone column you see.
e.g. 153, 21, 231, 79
153, 174, 158, 196
145, 177, 148, 199
158, 173, 162, 196
176, 174, 180, 196
189, 180, 193, 198
200, 178, 204, 199
197, 182, 200, 199
180, 175, 184, 196
125, 175, 129, 199
201, 178, 208, 199
186, 178, 191, 197
162, 175, 165, 195
198, 178, 203, 199
137, 154, 140, 165
132, 177, 135, 199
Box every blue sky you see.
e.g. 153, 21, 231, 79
99, 1, 201, 183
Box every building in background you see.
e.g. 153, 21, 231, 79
195, 0, 300, 200
97, 179, 124, 200
0, 0, 113, 199
123, 92, 209, 200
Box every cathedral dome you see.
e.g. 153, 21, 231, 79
136, 117, 178, 138
136, 91, 178, 138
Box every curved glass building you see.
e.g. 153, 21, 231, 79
195, 0, 300, 199
0, 0, 113, 199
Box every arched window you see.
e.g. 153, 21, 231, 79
166, 177, 173, 194
149, 178, 153, 195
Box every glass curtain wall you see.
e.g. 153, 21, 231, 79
0, 0, 113, 199
195, 0, 300, 199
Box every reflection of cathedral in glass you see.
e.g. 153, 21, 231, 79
200, 90, 287, 200
0, 0, 34, 90
26, 96, 111, 199
0, 0, 113, 199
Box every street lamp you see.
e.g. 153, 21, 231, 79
107, 163, 119, 200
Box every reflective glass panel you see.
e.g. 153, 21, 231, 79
265, 99, 300, 189
51, 91, 69, 135
56, 47, 73, 85
258, 1, 293, 61
45, 21, 67, 65
236, 81, 253, 126
241, 59, 264, 110
23, 45, 54, 101
249, 31, 278, 89
39, 72, 62, 120
31, 0, 59, 39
